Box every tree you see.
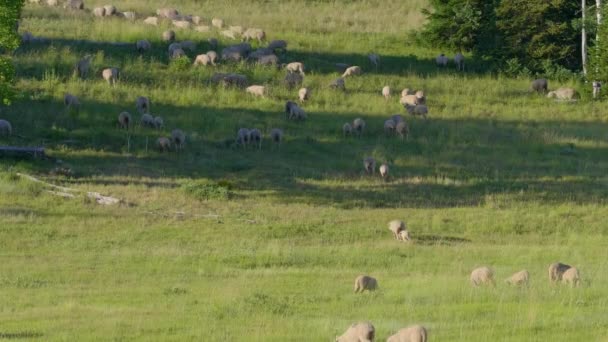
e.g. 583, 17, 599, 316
0, 0, 25, 106
589, 3, 608, 81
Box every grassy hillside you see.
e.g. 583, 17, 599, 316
1, 0, 608, 340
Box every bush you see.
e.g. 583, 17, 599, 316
181, 179, 232, 201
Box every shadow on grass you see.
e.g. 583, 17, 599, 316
0, 331, 43, 339
415, 234, 472, 246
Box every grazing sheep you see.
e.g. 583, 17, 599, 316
170, 48, 186, 59
343, 123, 353, 136
171, 129, 186, 150
143, 16, 159, 26
243, 28, 266, 42
47, 0, 58, 5
136, 96, 150, 114
211, 18, 224, 28
195, 25, 211, 32
336, 322, 375, 342
268, 39, 287, 52
74, 55, 93, 79
285, 101, 306, 121
398, 229, 411, 242
436, 53, 448, 67
173, 20, 191, 29
270, 128, 283, 145
228, 25, 244, 35
391, 114, 404, 124
157, 137, 171, 152
382, 86, 391, 100
206, 51, 218, 65
548, 262, 572, 282
194, 54, 211, 66
547, 87, 579, 100
395, 121, 409, 140
117, 112, 131, 130
221, 30, 237, 40
220, 73, 248, 88
156, 8, 179, 19
379, 163, 389, 178
246, 85, 266, 97
384, 119, 396, 134
248, 48, 274, 59
335, 63, 351, 73
562, 267, 580, 287
253, 54, 279, 66
103, 5, 116, 16
153, 116, 164, 129
454, 52, 465, 71
400, 95, 419, 106
368, 53, 379, 68
236, 128, 251, 147
505, 270, 529, 286
330, 77, 345, 91
404, 104, 428, 119
249, 128, 262, 149
221, 43, 252, 62
101, 67, 119, 85
285, 62, 305, 75
531, 78, 548, 93
342, 66, 362, 77
122, 11, 136, 20
190, 16, 201, 25
93, 7, 105, 17
298, 87, 310, 102
136, 39, 151, 53
140, 113, 155, 128
0, 119, 12, 136
353, 118, 366, 136
593, 81, 601, 99
64, 93, 80, 112
415, 90, 425, 105
180, 40, 196, 52
64, 0, 84, 10
386, 325, 427, 342
284, 72, 303, 89
401, 88, 414, 97
162, 30, 176, 42
388, 220, 406, 240
363, 157, 375, 174
354, 275, 378, 293
470, 266, 495, 286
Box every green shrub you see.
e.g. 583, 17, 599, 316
181, 179, 232, 201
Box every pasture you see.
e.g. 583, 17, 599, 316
1, 0, 607, 340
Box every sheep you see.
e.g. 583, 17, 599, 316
64, 93, 80, 112
47, 0, 58, 5
140, 113, 155, 128
454, 52, 465, 71
162, 30, 176, 42
343, 123, 353, 136
387, 220, 405, 240
342, 66, 362, 77
330, 77, 346, 91
548, 262, 572, 283
353, 118, 366, 136
195, 25, 211, 32
170, 48, 186, 59
253, 54, 279, 67
206, 51, 218, 65
117, 112, 131, 130
243, 28, 265, 42
391, 114, 404, 124
379, 163, 389, 179
267, 39, 287, 52
395, 121, 409, 140
156, 8, 179, 19
221, 43, 252, 62
354, 275, 377, 293
593, 81, 601, 99
531, 78, 548, 93
285, 101, 306, 121
249, 128, 262, 149
415, 90, 425, 105
368, 53, 379, 68
229, 25, 244, 35
562, 267, 580, 287
335, 322, 375, 342
270, 128, 283, 145
298, 88, 310, 102
236, 128, 251, 147
180, 40, 196, 52
0, 119, 12, 136
505, 270, 529, 286
157, 137, 171, 152
470, 266, 495, 286
210, 73, 228, 85
191, 16, 201, 25
93, 7, 105, 17
136, 96, 150, 114
248, 48, 274, 59
171, 129, 186, 150
363, 157, 375, 174
136, 39, 151, 53
220, 73, 248, 88
122, 11, 136, 20
246, 85, 266, 97
384, 119, 396, 134
436, 53, 448, 67
399, 95, 419, 106
173, 20, 191, 29
386, 325, 427, 342
284, 72, 303, 89
401, 88, 414, 97
103, 5, 116, 16
285, 62, 305, 75
194, 54, 211, 66
547, 87, 579, 100
208, 38, 219, 50
153, 116, 164, 129
382, 86, 391, 100
64, 0, 84, 10
143, 16, 159, 26
101, 67, 119, 86
221, 30, 237, 40
398, 229, 411, 242
404, 104, 428, 119
211, 18, 224, 29
74, 55, 93, 79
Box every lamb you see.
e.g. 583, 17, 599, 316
379, 163, 389, 179
194, 54, 211, 66
342, 66, 362, 77
368, 53, 380, 68
353, 275, 378, 293
404, 104, 428, 119
454, 52, 464, 71
335, 322, 375, 342
136, 96, 150, 114
173, 20, 191, 30
136, 39, 151, 53
363, 157, 375, 174
547, 87, 579, 100
285, 62, 305, 75
117, 112, 131, 130
531, 78, 548, 93
206, 51, 218, 65
249, 128, 262, 149
353, 118, 366, 136
93, 7, 105, 17
267, 39, 287, 52
382, 86, 391, 100
140, 113, 155, 128
386, 325, 427, 342
162, 30, 176, 42
285, 101, 306, 121
384, 119, 396, 134
298, 87, 310, 102
156, 8, 179, 19
0, 119, 12, 136
101, 67, 119, 86
74, 55, 93, 79
143, 17, 158, 26
395, 121, 409, 140
221, 30, 237, 40
330, 77, 346, 91
470, 266, 495, 286
103, 5, 116, 16
157, 137, 171, 152
415, 90, 425, 105
270, 128, 283, 145
153, 116, 164, 129
436, 53, 448, 67
562, 267, 580, 287
211, 18, 224, 29
171, 129, 186, 150
343, 123, 353, 136
243, 28, 266, 42
64, 93, 80, 112
246, 85, 266, 97
284, 72, 303, 89
387, 220, 406, 240
236, 128, 251, 147
505, 270, 529, 286
548, 262, 572, 282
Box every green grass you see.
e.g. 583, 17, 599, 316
1, 0, 608, 340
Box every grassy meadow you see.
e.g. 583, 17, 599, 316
1, 0, 608, 340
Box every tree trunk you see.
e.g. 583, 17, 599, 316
597, 0, 602, 42
583, 0, 588, 75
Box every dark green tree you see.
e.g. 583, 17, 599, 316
588, 3, 608, 82
0, 0, 25, 105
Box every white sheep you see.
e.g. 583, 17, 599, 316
387, 220, 405, 240
401, 88, 414, 97
243, 28, 266, 42
382, 86, 391, 100
270, 128, 283, 145
236, 128, 250, 147
386, 325, 427, 342
379, 163, 389, 179
342, 66, 362, 77
74, 55, 93, 79
122, 11, 136, 20
343, 123, 353, 136
505, 270, 529, 286
298, 87, 310, 102
103, 5, 116, 16
249, 128, 262, 149
171, 129, 186, 150
191, 15, 201, 25
384, 119, 396, 134
0, 119, 12, 136
547, 87, 579, 100
194, 54, 211, 66
136, 96, 150, 114
335, 322, 375, 342
136, 39, 151, 53
47, 0, 58, 5
285, 62, 305, 75
143, 16, 158, 26
436, 53, 448, 67
548, 262, 571, 283
246, 85, 266, 97
157, 137, 171, 152
173, 20, 191, 29
368, 53, 379, 68
400, 95, 419, 106
156, 7, 179, 19
101, 67, 119, 86
562, 267, 580, 287
92, 7, 105, 17
363, 157, 375, 174
211, 18, 224, 28
470, 266, 495, 286
398, 229, 411, 242
206, 51, 218, 65
117, 112, 131, 130
454, 52, 465, 71
404, 104, 428, 119
162, 30, 176, 42
353, 275, 377, 293
353, 118, 366, 136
